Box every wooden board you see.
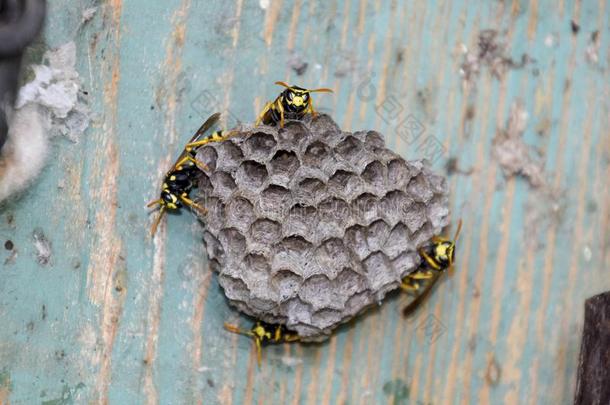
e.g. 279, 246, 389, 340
1, 0, 609, 404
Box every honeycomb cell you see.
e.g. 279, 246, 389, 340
259, 185, 291, 217
278, 121, 308, 147
203, 231, 224, 261
237, 160, 268, 190
218, 275, 249, 301
335, 136, 363, 162
384, 223, 411, 259
361, 161, 385, 187
303, 140, 331, 166
269, 150, 299, 176
333, 268, 366, 302
204, 197, 225, 231
344, 224, 370, 261
379, 190, 413, 226
250, 218, 282, 245
244, 252, 271, 274
328, 169, 363, 200
243, 132, 277, 161
218, 227, 246, 256
311, 308, 342, 329
272, 269, 303, 302
365, 131, 385, 148
224, 197, 255, 232
363, 252, 395, 290
407, 174, 434, 203
198, 173, 213, 197
215, 140, 244, 170
210, 171, 236, 198
284, 204, 317, 238
387, 159, 411, 188
352, 193, 379, 224
366, 219, 390, 252
402, 202, 427, 233
198, 146, 218, 171
318, 197, 351, 231
314, 237, 352, 279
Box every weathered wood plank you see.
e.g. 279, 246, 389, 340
0, 0, 608, 404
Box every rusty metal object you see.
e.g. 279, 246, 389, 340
0, 0, 46, 151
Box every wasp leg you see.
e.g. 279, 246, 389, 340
255, 337, 263, 367
410, 270, 435, 280
174, 155, 210, 172
283, 334, 300, 343
186, 130, 239, 151
256, 102, 274, 126
180, 195, 208, 215
307, 97, 317, 118
150, 206, 166, 236
399, 279, 420, 292
419, 248, 441, 270
277, 103, 284, 128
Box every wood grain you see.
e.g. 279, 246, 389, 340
0, 0, 608, 404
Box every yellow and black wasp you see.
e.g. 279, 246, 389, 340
147, 112, 235, 236
224, 321, 300, 367
400, 220, 463, 317
256, 81, 333, 128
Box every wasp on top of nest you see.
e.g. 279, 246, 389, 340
256, 81, 333, 128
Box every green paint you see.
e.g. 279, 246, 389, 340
382, 379, 410, 405
41, 383, 85, 405
0, 369, 12, 392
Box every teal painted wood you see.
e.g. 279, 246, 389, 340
1, 0, 609, 404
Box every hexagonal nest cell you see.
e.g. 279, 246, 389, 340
196, 114, 449, 342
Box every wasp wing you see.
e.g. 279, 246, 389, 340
402, 271, 443, 318
171, 112, 221, 171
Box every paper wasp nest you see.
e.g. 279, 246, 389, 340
196, 115, 449, 341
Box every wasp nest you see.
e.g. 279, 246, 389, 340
196, 114, 449, 341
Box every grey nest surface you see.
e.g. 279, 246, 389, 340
196, 114, 449, 341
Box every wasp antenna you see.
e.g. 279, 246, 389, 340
274, 81, 291, 89
224, 322, 253, 337
309, 87, 334, 93
147, 199, 162, 208
150, 206, 166, 236
453, 219, 463, 242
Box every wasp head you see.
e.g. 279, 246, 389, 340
430, 220, 462, 271
432, 239, 455, 271
160, 189, 182, 210
282, 85, 310, 111
275, 81, 333, 113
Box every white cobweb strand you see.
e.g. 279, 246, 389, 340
0, 105, 47, 202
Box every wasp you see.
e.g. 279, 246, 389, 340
147, 112, 235, 236
255, 81, 333, 128
400, 220, 463, 317
224, 321, 300, 367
